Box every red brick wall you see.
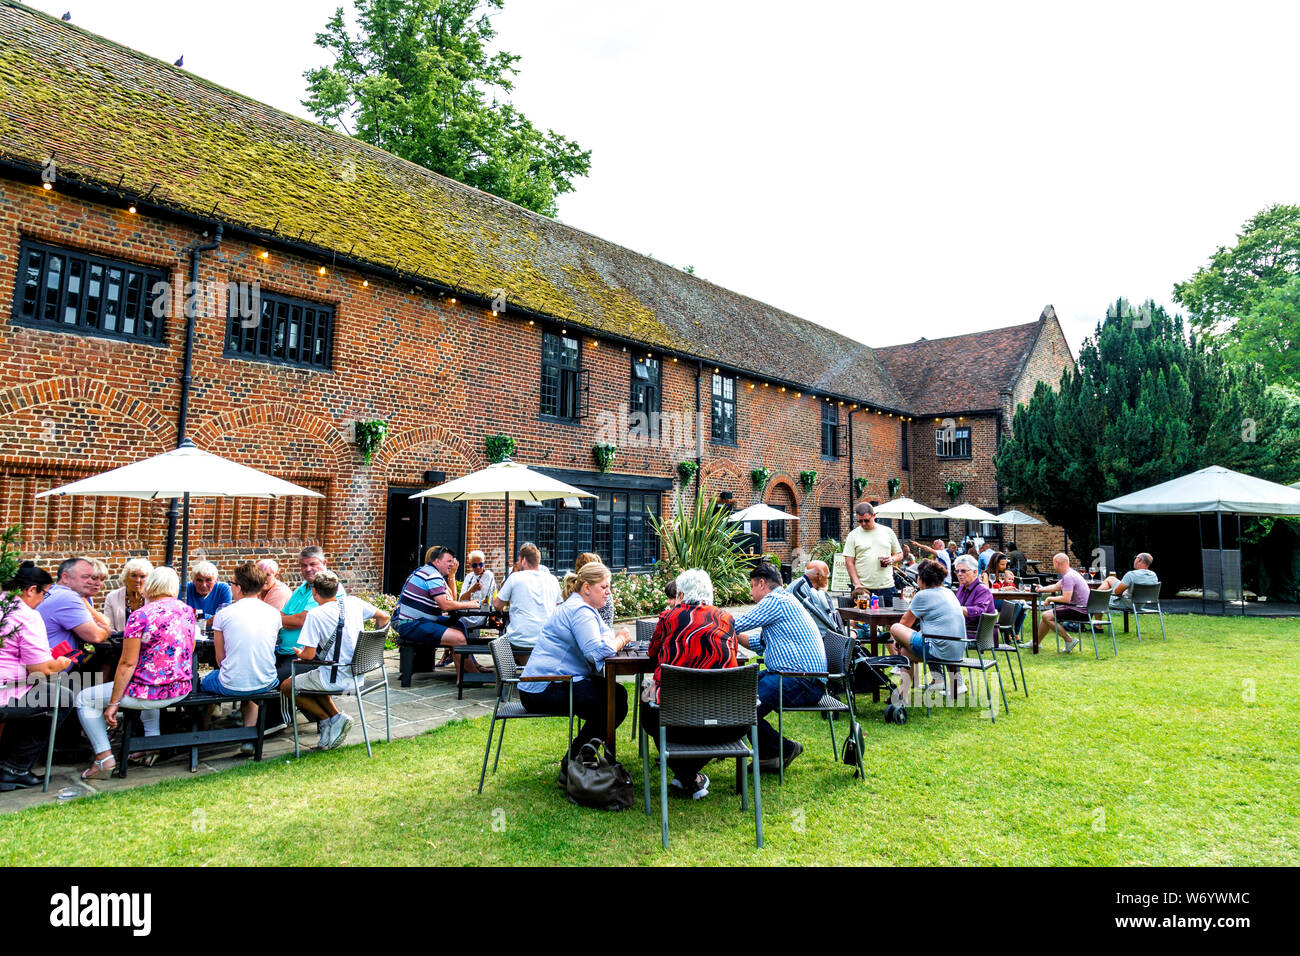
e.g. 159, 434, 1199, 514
0, 180, 903, 590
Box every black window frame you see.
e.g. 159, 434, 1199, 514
11, 239, 168, 346
821, 402, 840, 459
901, 420, 910, 471
224, 287, 335, 371
767, 503, 788, 543
935, 426, 972, 459
819, 506, 841, 543
710, 372, 736, 446
629, 356, 661, 440
514, 484, 661, 572
540, 330, 582, 422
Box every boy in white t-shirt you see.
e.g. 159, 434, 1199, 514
280, 570, 390, 750
202, 562, 282, 738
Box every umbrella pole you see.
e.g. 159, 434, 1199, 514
181, 491, 191, 575
504, 493, 508, 576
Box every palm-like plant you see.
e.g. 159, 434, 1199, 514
651, 482, 756, 605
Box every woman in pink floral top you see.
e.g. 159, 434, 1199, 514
75, 565, 195, 778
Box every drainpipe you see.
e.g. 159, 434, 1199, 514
847, 407, 856, 516
165, 224, 224, 568
695, 361, 703, 504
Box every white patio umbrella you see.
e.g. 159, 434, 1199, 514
872, 496, 943, 521
727, 503, 799, 524
994, 509, 1045, 526
941, 503, 1001, 523
409, 459, 595, 567
36, 438, 324, 572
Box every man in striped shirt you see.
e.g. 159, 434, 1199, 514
394, 546, 492, 677
733, 562, 828, 772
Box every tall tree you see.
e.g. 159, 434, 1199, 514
1173, 204, 1300, 386
303, 0, 591, 217
996, 299, 1287, 567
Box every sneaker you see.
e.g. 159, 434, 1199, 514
238, 742, 256, 756
316, 714, 341, 750
954, 678, 968, 696
670, 773, 711, 799
325, 714, 353, 750
1063, 636, 1081, 654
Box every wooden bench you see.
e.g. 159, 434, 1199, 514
114, 687, 281, 777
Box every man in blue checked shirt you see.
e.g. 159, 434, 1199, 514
733, 562, 828, 772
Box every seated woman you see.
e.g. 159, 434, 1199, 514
76, 565, 196, 778
639, 569, 738, 800
185, 560, 233, 621
0, 562, 73, 790
886, 559, 968, 703
200, 561, 281, 746
982, 551, 1027, 638
104, 557, 153, 633
518, 561, 632, 765
573, 552, 615, 631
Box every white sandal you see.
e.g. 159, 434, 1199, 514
80, 756, 116, 780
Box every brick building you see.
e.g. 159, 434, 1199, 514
0, 4, 1072, 593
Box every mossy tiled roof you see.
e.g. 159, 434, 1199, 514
874, 320, 1043, 416
0, 2, 906, 409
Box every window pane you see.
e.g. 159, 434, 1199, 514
84, 263, 103, 330
121, 270, 139, 335
20, 248, 42, 318
63, 258, 85, 325
42, 254, 63, 322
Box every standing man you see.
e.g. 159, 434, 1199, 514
912, 539, 953, 585
1035, 553, 1092, 654
843, 502, 904, 605
256, 558, 292, 612
732, 562, 828, 773
38, 557, 111, 668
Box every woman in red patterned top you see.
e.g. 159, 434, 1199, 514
640, 569, 739, 800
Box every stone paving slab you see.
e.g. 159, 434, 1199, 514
0, 647, 500, 815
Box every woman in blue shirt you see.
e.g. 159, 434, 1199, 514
519, 561, 632, 759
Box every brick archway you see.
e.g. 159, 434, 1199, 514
374, 423, 484, 477
0, 375, 175, 451
191, 405, 351, 473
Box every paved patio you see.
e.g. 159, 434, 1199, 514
0, 647, 501, 815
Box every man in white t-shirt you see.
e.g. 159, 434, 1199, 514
842, 502, 903, 603
201, 562, 282, 741
912, 538, 953, 585
493, 542, 561, 655
281, 570, 390, 750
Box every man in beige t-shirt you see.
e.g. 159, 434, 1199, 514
842, 502, 903, 602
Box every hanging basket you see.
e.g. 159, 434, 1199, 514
594, 443, 617, 474
887, 477, 901, 498
676, 460, 698, 485
485, 434, 516, 464
799, 470, 818, 494
354, 420, 388, 466
751, 467, 772, 493
853, 476, 869, 499
944, 480, 964, 502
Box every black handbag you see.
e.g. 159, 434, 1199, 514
564, 739, 635, 811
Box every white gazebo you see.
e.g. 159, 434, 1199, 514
1097, 465, 1300, 613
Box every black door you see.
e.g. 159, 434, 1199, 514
382, 488, 465, 595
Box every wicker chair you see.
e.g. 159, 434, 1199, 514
628, 617, 658, 741
478, 636, 573, 794
770, 631, 860, 785
643, 663, 763, 849
290, 625, 393, 758
1126, 582, 1167, 642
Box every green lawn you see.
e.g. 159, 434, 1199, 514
3, 616, 1297, 866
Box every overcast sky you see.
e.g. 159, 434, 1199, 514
27, 0, 1300, 355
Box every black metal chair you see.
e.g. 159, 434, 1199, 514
0, 673, 63, 793
927, 613, 1007, 721
629, 617, 658, 741
995, 601, 1029, 697
642, 663, 763, 849
1126, 582, 1167, 642
771, 632, 859, 785
478, 636, 573, 794
1084, 589, 1119, 658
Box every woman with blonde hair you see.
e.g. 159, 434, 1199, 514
519, 561, 633, 761
76, 565, 196, 778
104, 557, 154, 632
573, 552, 615, 629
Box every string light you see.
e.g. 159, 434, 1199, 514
362, 279, 369, 288
449, 296, 456, 304
260, 251, 269, 259
528, 319, 534, 325
127, 204, 137, 215
318, 266, 327, 276
748, 383, 755, 389
779, 387, 786, 393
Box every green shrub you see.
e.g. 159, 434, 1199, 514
652, 482, 756, 606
